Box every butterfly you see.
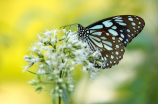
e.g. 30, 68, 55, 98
62, 15, 145, 69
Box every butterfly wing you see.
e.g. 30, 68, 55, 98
87, 31, 125, 68
85, 15, 145, 68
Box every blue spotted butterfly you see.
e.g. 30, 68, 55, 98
63, 15, 145, 69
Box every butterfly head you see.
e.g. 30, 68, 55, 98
77, 24, 87, 38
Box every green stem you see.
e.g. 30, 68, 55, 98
59, 70, 62, 104
26, 69, 36, 74
59, 96, 61, 104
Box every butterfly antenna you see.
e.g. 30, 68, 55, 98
59, 23, 78, 30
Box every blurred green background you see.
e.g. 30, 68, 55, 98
0, 0, 157, 104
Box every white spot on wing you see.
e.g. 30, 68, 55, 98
101, 37, 106, 40
118, 22, 127, 26
131, 22, 136, 26
116, 45, 119, 48
89, 35, 101, 41
128, 34, 131, 37
89, 25, 103, 29
114, 19, 123, 22
112, 26, 117, 29
90, 30, 95, 33
127, 29, 130, 32
115, 51, 119, 55
95, 42, 103, 48
128, 17, 133, 21
119, 37, 123, 41
108, 29, 118, 36
106, 33, 110, 36
102, 41, 112, 46
111, 55, 114, 59
104, 57, 107, 60
104, 44, 113, 50
120, 33, 124, 38
89, 36, 103, 48
103, 20, 113, 27
93, 32, 102, 36
113, 16, 122, 19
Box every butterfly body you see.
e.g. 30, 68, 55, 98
77, 15, 145, 69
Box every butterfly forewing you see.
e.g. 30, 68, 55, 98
87, 15, 145, 47
77, 15, 145, 69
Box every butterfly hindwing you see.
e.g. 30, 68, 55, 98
87, 31, 125, 68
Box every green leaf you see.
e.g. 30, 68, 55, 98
58, 37, 65, 41
53, 95, 56, 104
61, 89, 70, 104
35, 86, 44, 93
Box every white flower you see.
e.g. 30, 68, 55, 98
58, 78, 63, 82
32, 47, 38, 52
24, 28, 103, 98
39, 64, 44, 68
23, 55, 31, 62
70, 60, 76, 65
37, 34, 43, 42
43, 38, 50, 44
50, 38, 54, 44
60, 53, 65, 58
82, 67, 87, 72
70, 67, 74, 71
53, 70, 60, 74
68, 34, 78, 44
58, 63, 66, 70
50, 53, 58, 60
92, 50, 101, 58
37, 42, 44, 47
55, 86, 59, 90
59, 89, 62, 93
69, 84, 74, 88
67, 44, 72, 49
23, 64, 32, 72
43, 29, 53, 37
53, 29, 58, 36
82, 42, 88, 48
62, 29, 66, 33
45, 60, 51, 66
31, 57, 41, 63
87, 63, 94, 69
24, 65, 30, 70
37, 69, 45, 74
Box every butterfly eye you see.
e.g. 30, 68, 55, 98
77, 15, 145, 69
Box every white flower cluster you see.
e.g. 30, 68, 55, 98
23, 29, 102, 97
